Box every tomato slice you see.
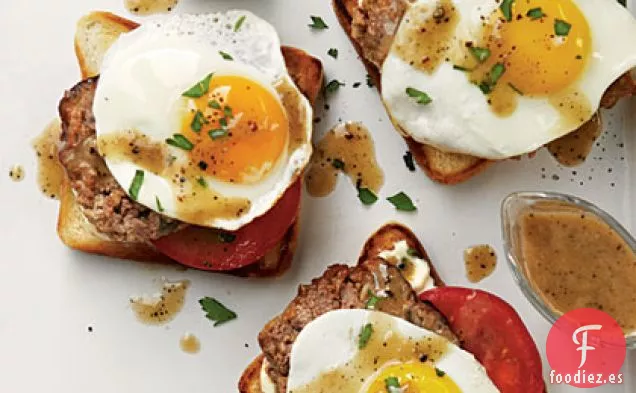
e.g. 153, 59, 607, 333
420, 287, 545, 393
152, 180, 301, 271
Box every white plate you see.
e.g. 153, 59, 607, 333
0, 0, 634, 392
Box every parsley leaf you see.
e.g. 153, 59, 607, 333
209, 129, 228, 140
325, 79, 345, 94
182, 73, 213, 98
234, 15, 246, 32
526, 7, 544, 19
197, 177, 207, 187
219, 51, 233, 60
366, 290, 383, 309
191, 110, 206, 132
406, 87, 432, 105
128, 170, 144, 201
499, 0, 515, 21
489, 63, 506, 84
155, 196, 164, 212
358, 323, 373, 349
309, 16, 329, 30
217, 231, 236, 243
166, 134, 194, 151
332, 158, 345, 170
199, 297, 237, 326
357, 187, 378, 205
387, 192, 417, 211
208, 100, 222, 110
385, 376, 401, 390
223, 106, 233, 118
403, 151, 416, 171
436, 368, 446, 377
554, 19, 571, 36
328, 48, 339, 59
469, 46, 491, 63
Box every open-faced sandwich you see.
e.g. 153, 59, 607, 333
55, 11, 323, 276
333, 0, 636, 184
239, 223, 545, 392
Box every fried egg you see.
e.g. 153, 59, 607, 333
381, 0, 636, 159
285, 309, 499, 393
93, 11, 312, 230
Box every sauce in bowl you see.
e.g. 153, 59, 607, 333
503, 193, 636, 337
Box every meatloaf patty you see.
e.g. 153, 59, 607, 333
58, 77, 184, 243
258, 259, 457, 392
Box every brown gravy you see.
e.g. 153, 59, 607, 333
292, 312, 449, 392
519, 208, 636, 333
547, 112, 602, 166
9, 164, 24, 182
464, 244, 497, 283
32, 120, 65, 199
179, 333, 201, 354
130, 279, 190, 325
305, 122, 383, 197
125, 0, 179, 15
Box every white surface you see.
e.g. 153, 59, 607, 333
0, 0, 634, 392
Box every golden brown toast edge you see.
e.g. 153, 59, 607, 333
332, 0, 491, 185
239, 222, 445, 391
60, 12, 323, 275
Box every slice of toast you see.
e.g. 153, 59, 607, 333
238, 222, 442, 392
332, 0, 491, 185
58, 11, 323, 276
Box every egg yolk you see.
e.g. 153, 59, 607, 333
180, 75, 288, 184
366, 362, 461, 393
478, 0, 591, 95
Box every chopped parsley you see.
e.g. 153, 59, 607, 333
469, 46, 491, 63
403, 151, 416, 171
327, 48, 339, 59
199, 297, 237, 326
182, 73, 213, 98
554, 19, 572, 36
128, 170, 144, 201
217, 231, 236, 243
387, 192, 417, 211
219, 117, 228, 128
308, 16, 329, 30
366, 291, 383, 309
234, 15, 246, 32
223, 106, 233, 118
219, 51, 233, 60
478, 63, 506, 94
155, 196, 164, 212
191, 110, 206, 132
197, 177, 207, 187
325, 79, 345, 94
166, 134, 194, 151
526, 7, 545, 19
358, 323, 373, 349
357, 187, 378, 205
499, 0, 515, 21
208, 100, 222, 110
385, 376, 401, 391
406, 87, 432, 105
209, 129, 228, 140
332, 158, 345, 170
435, 368, 446, 377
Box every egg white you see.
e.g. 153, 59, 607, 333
286, 309, 499, 392
381, 0, 636, 159
93, 11, 312, 230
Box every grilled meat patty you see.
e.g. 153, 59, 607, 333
58, 77, 184, 243
258, 259, 457, 392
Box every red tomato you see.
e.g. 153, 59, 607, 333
152, 180, 301, 271
420, 287, 545, 393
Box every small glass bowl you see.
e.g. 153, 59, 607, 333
500, 191, 636, 349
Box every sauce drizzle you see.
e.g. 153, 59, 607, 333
9, 164, 24, 182
305, 122, 383, 197
130, 279, 190, 325
547, 112, 602, 166
464, 244, 497, 283
179, 333, 201, 354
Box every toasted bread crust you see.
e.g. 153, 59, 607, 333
60, 12, 323, 275
358, 222, 445, 286
238, 355, 265, 393
332, 0, 491, 185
